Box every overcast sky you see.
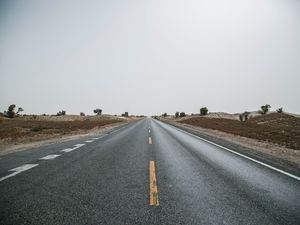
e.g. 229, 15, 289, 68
1, 0, 299, 116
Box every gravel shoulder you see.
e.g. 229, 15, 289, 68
163, 120, 300, 176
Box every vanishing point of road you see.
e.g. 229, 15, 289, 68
0, 118, 299, 225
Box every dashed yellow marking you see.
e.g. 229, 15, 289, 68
149, 137, 152, 144
149, 160, 159, 206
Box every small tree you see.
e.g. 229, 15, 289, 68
162, 113, 167, 117
93, 109, 102, 115
239, 114, 243, 121
276, 108, 283, 113
57, 110, 66, 116
180, 112, 186, 117
200, 107, 208, 116
17, 107, 24, 115
80, 112, 85, 116
122, 112, 129, 117
239, 112, 250, 122
175, 112, 179, 118
6, 104, 16, 118
260, 104, 271, 114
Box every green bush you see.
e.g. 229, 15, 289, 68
93, 109, 102, 115
57, 110, 66, 116
31, 127, 44, 132
200, 107, 208, 116
260, 104, 271, 114
7, 104, 16, 118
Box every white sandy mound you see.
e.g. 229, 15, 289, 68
205, 112, 240, 120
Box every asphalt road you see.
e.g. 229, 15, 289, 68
0, 118, 299, 225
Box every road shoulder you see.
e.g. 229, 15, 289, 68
161, 120, 300, 177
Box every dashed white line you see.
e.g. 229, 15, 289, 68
149, 137, 152, 144
40, 154, 61, 160
0, 126, 128, 182
0, 127, 128, 183
110, 130, 118, 134
0, 164, 39, 182
61, 148, 72, 152
61, 144, 85, 153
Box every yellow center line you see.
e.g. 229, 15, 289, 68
149, 137, 152, 144
149, 160, 159, 206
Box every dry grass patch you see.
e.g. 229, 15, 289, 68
0, 117, 125, 141
179, 113, 300, 150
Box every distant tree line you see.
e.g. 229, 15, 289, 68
173, 107, 209, 118
1, 103, 285, 120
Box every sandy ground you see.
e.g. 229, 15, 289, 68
171, 111, 264, 121
166, 121, 300, 168
0, 122, 127, 156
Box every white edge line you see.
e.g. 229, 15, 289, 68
109, 126, 126, 134
61, 125, 126, 153
110, 129, 120, 134
167, 123, 300, 181
0, 164, 39, 182
103, 123, 131, 136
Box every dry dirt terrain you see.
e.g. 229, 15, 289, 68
0, 115, 137, 155
178, 113, 300, 150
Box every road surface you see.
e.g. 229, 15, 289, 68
0, 118, 299, 225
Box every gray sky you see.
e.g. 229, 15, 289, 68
1, 0, 300, 116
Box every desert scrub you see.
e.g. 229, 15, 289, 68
0, 127, 21, 139
31, 127, 46, 132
